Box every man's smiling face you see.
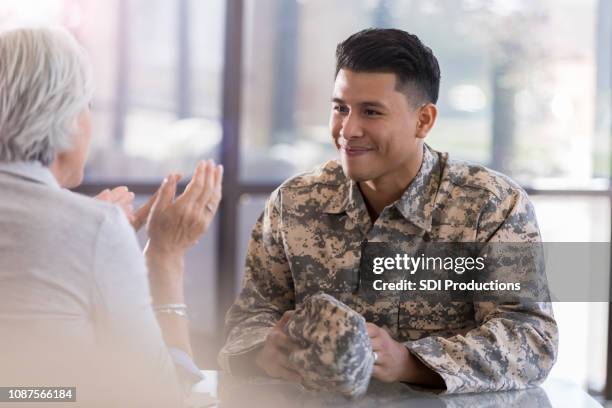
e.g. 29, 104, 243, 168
330, 69, 425, 184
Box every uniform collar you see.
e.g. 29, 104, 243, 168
0, 161, 61, 190
321, 164, 351, 214
322, 144, 441, 232
392, 144, 441, 232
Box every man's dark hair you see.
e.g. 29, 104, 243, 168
335, 28, 441, 105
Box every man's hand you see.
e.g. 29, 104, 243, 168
146, 159, 223, 258
367, 322, 445, 388
367, 322, 413, 383
254, 311, 302, 383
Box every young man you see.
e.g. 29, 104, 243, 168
219, 28, 558, 394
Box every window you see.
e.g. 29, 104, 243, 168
2, 1, 611, 390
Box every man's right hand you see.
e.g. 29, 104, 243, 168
254, 311, 302, 383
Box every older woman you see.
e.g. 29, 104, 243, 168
0, 27, 221, 407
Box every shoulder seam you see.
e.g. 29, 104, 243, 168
278, 160, 345, 190
445, 159, 524, 202
447, 178, 503, 201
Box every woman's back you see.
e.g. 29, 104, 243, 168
0, 161, 182, 407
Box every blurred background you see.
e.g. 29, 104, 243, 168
1, 0, 610, 400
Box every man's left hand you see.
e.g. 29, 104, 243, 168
366, 322, 412, 383
367, 322, 446, 388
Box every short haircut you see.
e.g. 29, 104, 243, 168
335, 28, 441, 106
0, 27, 93, 166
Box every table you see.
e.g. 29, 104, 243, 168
188, 371, 603, 408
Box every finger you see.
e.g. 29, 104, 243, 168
275, 349, 299, 371
115, 191, 135, 207
269, 331, 300, 353
187, 161, 207, 196
131, 193, 157, 231
131, 178, 166, 230
372, 351, 385, 367
378, 327, 394, 343
372, 365, 388, 382
370, 337, 383, 352
366, 323, 380, 338
171, 173, 183, 191
196, 159, 216, 206
110, 189, 132, 213
94, 189, 111, 200
269, 355, 302, 383
150, 175, 177, 216
109, 185, 128, 195
275, 311, 295, 330
177, 161, 206, 206
107, 186, 128, 203
214, 164, 223, 191
269, 329, 294, 348
273, 365, 302, 383
207, 164, 224, 209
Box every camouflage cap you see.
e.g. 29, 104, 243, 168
284, 293, 374, 399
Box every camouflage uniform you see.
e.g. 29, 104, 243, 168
285, 293, 374, 399
218, 144, 558, 394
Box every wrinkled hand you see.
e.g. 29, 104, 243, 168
131, 190, 159, 231
95, 186, 159, 231
146, 159, 223, 256
255, 311, 302, 383
367, 322, 412, 383
95, 186, 134, 222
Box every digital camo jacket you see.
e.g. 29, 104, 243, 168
218, 144, 558, 394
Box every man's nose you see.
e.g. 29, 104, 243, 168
340, 113, 364, 140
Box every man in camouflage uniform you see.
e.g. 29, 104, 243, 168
218, 28, 558, 394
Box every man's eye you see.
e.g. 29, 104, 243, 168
364, 109, 381, 116
333, 105, 349, 113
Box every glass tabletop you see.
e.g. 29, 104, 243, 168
188, 371, 602, 408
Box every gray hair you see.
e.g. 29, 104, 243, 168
0, 27, 93, 165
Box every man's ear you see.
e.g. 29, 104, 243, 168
416, 103, 438, 139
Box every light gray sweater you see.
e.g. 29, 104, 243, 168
0, 161, 182, 407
